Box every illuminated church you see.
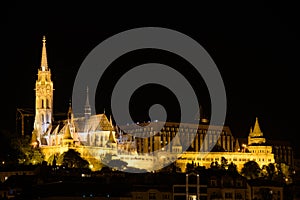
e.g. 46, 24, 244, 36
31, 36, 290, 172
31, 36, 120, 170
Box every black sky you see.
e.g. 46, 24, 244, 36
1, 2, 299, 152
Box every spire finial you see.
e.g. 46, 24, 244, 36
68, 98, 72, 113
85, 86, 90, 105
41, 35, 48, 70
84, 86, 91, 118
67, 99, 74, 122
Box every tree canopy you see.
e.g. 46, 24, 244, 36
57, 149, 89, 168
241, 161, 261, 179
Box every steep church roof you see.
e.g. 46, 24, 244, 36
172, 134, 181, 146
73, 114, 113, 132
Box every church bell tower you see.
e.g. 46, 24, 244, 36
33, 36, 54, 145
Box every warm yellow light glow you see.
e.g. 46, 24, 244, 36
32, 142, 38, 148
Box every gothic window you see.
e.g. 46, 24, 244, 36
46, 99, 49, 108
41, 99, 44, 108
41, 114, 44, 122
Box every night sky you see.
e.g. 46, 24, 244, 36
1, 2, 299, 153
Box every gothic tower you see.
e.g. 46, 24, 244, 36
248, 117, 266, 145
33, 36, 54, 145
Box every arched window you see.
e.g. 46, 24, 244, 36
46, 99, 49, 108
41, 114, 44, 122
41, 99, 44, 108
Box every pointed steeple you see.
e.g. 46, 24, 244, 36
172, 135, 181, 146
106, 130, 117, 149
84, 86, 91, 118
67, 99, 73, 121
252, 117, 263, 137
107, 130, 116, 144
63, 124, 73, 140
172, 135, 182, 153
41, 35, 48, 70
234, 138, 240, 152
109, 115, 113, 126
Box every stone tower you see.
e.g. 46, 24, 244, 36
248, 117, 266, 145
33, 36, 54, 145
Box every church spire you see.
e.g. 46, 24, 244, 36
41, 35, 48, 71
67, 99, 74, 122
252, 117, 263, 137
106, 130, 117, 149
84, 86, 91, 118
109, 115, 113, 126
234, 138, 240, 152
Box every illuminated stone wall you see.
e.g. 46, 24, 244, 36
175, 151, 275, 172
41, 145, 117, 171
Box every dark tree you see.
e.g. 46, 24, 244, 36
241, 161, 261, 179
227, 162, 238, 174
58, 149, 89, 168
210, 161, 220, 169
266, 163, 276, 180
9, 134, 44, 165
221, 157, 228, 170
